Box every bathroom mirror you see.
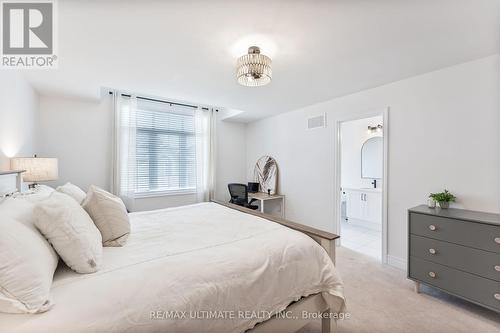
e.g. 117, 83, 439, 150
361, 137, 383, 179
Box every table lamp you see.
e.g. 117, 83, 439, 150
10, 155, 58, 189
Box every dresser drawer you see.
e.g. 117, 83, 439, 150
409, 257, 500, 312
410, 212, 500, 253
410, 235, 500, 281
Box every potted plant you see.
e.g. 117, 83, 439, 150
429, 190, 456, 209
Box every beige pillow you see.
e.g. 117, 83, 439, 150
56, 182, 86, 204
83, 185, 130, 247
34, 192, 103, 273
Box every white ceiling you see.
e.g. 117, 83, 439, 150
21, 0, 500, 122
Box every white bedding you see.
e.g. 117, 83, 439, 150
0, 202, 345, 333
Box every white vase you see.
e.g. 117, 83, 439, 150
439, 201, 449, 209
427, 198, 436, 208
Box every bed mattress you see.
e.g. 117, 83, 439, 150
0, 202, 345, 333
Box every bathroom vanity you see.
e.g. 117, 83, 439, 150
343, 187, 382, 230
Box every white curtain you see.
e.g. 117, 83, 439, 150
194, 107, 216, 202
111, 93, 137, 211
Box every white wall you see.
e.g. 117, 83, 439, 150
38, 95, 113, 191
340, 115, 382, 190
246, 54, 500, 266
0, 72, 38, 170
37, 94, 247, 210
215, 115, 247, 202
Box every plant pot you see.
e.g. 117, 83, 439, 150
438, 201, 449, 209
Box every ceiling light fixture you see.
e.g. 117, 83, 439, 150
236, 46, 272, 87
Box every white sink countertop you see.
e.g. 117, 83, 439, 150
342, 187, 382, 193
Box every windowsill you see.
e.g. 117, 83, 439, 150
134, 189, 196, 199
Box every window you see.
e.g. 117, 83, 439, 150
115, 94, 214, 204
134, 99, 196, 195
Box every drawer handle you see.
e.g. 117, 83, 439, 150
429, 248, 436, 255
495, 237, 500, 244
428, 271, 436, 278
495, 265, 500, 272
429, 225, 437, 231
495, 294, 500, 301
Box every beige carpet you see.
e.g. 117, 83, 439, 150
298, 247, 500, 333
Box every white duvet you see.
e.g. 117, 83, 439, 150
0, 202, 345, 333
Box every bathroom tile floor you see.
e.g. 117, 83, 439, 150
340, 220, 381, 260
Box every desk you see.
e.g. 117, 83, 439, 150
248, 192, 285, 218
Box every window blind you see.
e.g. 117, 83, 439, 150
135, 99, 196, 194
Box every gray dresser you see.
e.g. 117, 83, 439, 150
408, 205, 500, 312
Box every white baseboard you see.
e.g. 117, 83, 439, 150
387, 255, 407, 271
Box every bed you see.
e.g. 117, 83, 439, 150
0, 173, 344, 333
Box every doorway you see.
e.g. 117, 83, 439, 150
335, 109, 388, 262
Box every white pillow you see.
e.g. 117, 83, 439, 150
82, 185, 130, 247
0, 196, 37, 225
56, 182, 86, 204
0, 186, 54, 225
26, 184, 55, 201
0, 217, 58, 313
34, 192, 103, 273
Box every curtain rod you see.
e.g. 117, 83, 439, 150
108, 91, 216, 112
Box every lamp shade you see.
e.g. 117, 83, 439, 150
10, 157, 58, 182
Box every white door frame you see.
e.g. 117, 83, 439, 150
334, 107, 389, 263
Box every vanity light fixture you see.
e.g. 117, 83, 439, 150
236, 46, 272, 87
367, 124, 383, 133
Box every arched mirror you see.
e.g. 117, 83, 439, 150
361, 137, 383, 179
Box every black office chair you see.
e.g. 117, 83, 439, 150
228, 183, 259, 210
